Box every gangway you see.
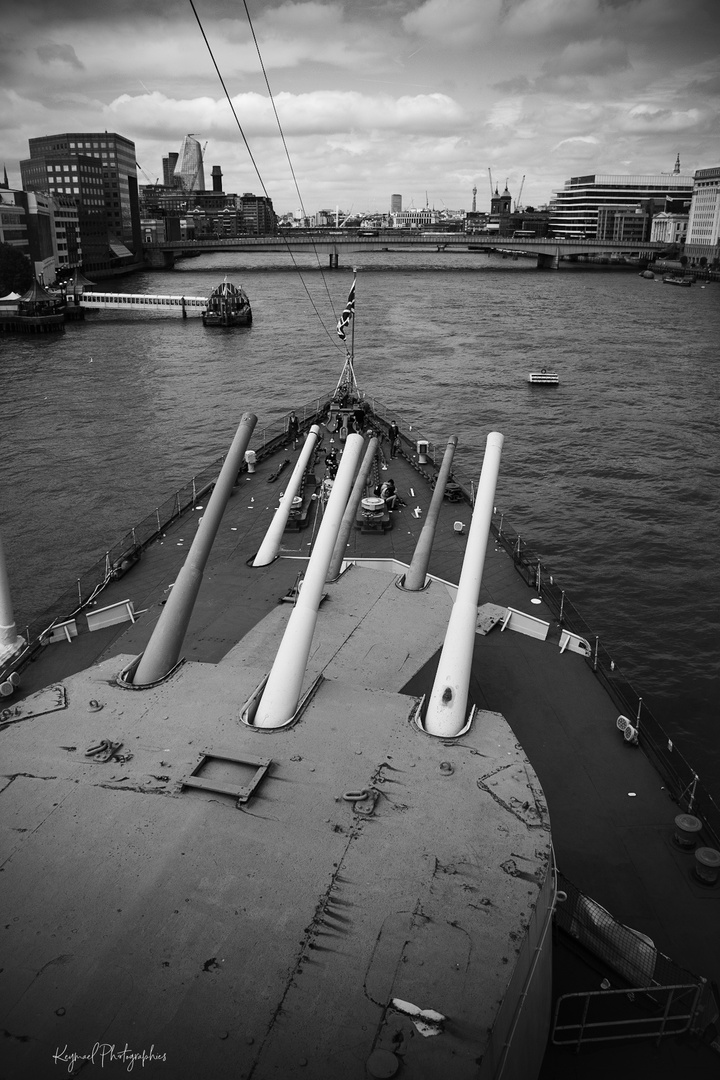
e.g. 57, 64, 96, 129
76, 292, 208, 316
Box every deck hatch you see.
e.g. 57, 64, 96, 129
180, 752, 271, 805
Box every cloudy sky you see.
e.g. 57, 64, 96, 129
2, 0, 718, 215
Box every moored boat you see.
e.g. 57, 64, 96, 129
201, 279, 253, 326
662, 274, 693, 286
528, 369, 560, 384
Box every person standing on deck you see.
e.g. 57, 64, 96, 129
388, 420, 400, 458
287, 411, 299, 448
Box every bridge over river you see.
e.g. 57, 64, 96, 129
145, 232, 664, 270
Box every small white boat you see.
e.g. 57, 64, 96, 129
528, 370, 559, 385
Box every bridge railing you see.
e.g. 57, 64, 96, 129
148, 233, 664, 252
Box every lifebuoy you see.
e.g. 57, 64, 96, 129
541, 367, 547, 373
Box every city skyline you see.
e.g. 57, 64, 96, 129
2, 0, 719, 214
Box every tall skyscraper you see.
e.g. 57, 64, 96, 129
391, 194, 402, 213
163, 153, 179, 188
174, 135, 205, 193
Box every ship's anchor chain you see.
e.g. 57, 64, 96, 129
342, 788, 380, 816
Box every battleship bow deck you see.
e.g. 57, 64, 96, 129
2, 421, 719, 1077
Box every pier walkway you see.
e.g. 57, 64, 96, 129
78, 292, 207, 315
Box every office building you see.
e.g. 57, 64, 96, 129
549, 173, 693, 239
238, 193, 277, 235
390, 194, 402, 214
685, 166, 720, 267
50, 195, 82, 274
20, 131, 142, 272
174, 135, 205, 193
163, 153, 179, 188
0, 189, 29, 256
0, 188, 82, 284
23, 191, 56, 284
596, 205, 648, 243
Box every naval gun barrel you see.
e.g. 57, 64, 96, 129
424, 431, 503, 738
254, 433, 365, 728
404, 435, 458, 591
131, 412, 257, 686
253, 425, 321, 567
326, 435, 379, 582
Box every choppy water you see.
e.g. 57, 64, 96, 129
2, 250, 719, 794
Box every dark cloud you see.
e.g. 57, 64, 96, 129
492, 75, 532, 94
36, 43, 84, 70
544, 39, 631, 78
684, 73, 720, 97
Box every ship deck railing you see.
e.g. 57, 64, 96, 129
489, 517, 720, 850
551, 981, 706, 1049
551, 872, 712, 1049
3, 391, 719, 853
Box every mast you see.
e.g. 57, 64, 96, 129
334, 271, 359, 401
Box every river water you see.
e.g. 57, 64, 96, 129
2, 250, 719, 797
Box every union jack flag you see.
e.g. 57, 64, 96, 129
336, 277, 356, 339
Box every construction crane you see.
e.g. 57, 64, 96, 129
137, 163, 159, 186
515, 175, 526, 212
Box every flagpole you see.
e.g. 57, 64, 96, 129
350, 267, 357, 364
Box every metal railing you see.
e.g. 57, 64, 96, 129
552, 872, 709, 1049
552, 982, 705, 1049
488, 516, 720, 849
3, 395, 335, 671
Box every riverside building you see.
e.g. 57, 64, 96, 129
685, 166, 720, 268
549, 171, 693, 239
0, 188, 81, 284
649, 211, 688, 247
0, 189, 28, 256
20, 131, 142, 274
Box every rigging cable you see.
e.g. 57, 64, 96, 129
241, 0, 340, 322
188, 0, 343, 347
